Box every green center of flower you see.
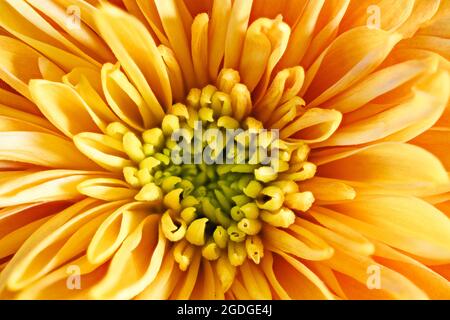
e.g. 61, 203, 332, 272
105, 84, 316, 271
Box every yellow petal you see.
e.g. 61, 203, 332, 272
0, 87, 40, 115
0, 215, 53, 260
190, 260, 221, 299
135, 248, 182, 299
0, 0, 98, 71
278, 0, 325, 69
298, 214, 374, 256
0, 104, 58, 134
316, 142, 450, 188
263, 223, 334, 261
87, 202, 150, 265
77, 178, 138, 201
299, 177, 356, 203
0, 170, 105, 207
0, 198, 105, 291
29, 80, 100, 137
265, 251, 335, 300
0, 131, 100, 170
0, 36, 64, 99
303, 28, 402, 106
321, 57, 438, 113
95, 4, 168, 115
223, 0, 253, 70
412, 127, 450, 170
158, 45, 185, 102
374, 241, 450, 299
301, 0, 351, 68
240, 17, 290, 95
191, 13, 209, 87
16, 256, 105, 299
90, 215, 166, 299
73, 132, 133, 172
324, 247, 427, 300
208, 0, 231, 80
254, 66, 304, 123
325, 195, 450, 262
280, 108, 342, 143
239, 259, 272, 299
340, 0, 414, 33
317, 70, 449, 146
25, 0, 115, 62
397, 0, 441, 37
170, 250, 201, 299
154, 0, 196, 88
101, 63, 155, 130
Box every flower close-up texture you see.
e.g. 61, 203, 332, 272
0, 0, 449, 300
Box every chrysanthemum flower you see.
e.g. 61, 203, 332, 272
0, 0, 449, 300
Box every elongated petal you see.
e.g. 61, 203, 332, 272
374, 241, 450, 299
87, 202, 150, 265
208, 0, 231, 81
90, 215, 166, 299
263, 223, 334, 261
29, 80, 100, 137
0, 0, 98, 71
224, 0, 253, 70
0, 170, 107, 207
264, 251, 335, 299
101, 63, 155, 130
324, 248, 428, 300
303, 28, 402, 106
317, 70, 450, 146
73, 132, 132, 172
0, 198, 104, 291
0, 131, 100, 170
77, 178, 138, 201
315, 142, 449, 188
0, 36, 64, 98
323, 195, 450, 262
154, 0, 196, 88
412, 128, 450, 170
280, 108, 342, 143
95, 4, 171, 112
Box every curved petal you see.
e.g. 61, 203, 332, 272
0, 170, 107, 207
77, 178, 138, 201
101, 63, 155, 131
90, 215, 166, 299
263, 223, 334, 261
303, 27, 402, 106
0, 198, 105, 292
324, 248, 428, 300
299, 177, 356, 203
29, 80, 100, 138
16, 256, 107, 299
95, 4, 171, 112
73, 132, 132, 172
324, 195, 450, 263
0, 0, 98, 71
374, 241, 450, 299
0, 131, 100, 170
315, 142, 449, 190
412, 127, 450, 170
0, 36, 64, 98
280, 108, 342, 143
86, 202, 150, 265
154, 0, 196, 88
264, 251, 335, 300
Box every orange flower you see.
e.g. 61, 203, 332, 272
0, 0, 449, 300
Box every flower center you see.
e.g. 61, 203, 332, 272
105, 83, 316, 270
